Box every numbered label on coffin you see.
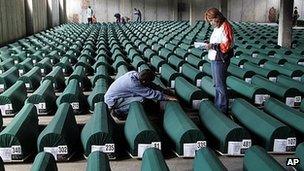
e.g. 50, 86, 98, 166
286, 137, 297, 152
0, 104, 14, 116
137, 142, 161, 158
228, 139, 252, 155
34, 103, 47, 115
286, 97, 296, 107
70, 102, 80, 110
91, 144, 115, 154
44, 145, 68, 161
0, 145, 22, 162
273, 139, 287, 153
183, 141, 207, 157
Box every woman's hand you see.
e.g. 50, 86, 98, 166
205, 43, 212, 50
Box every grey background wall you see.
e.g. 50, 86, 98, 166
66, 0, 179, 23
0, 0, 27, 46
66, 0, 223, 23
25, 0, 48, 35
0, 0, 66, 46
227, 0, 304, 22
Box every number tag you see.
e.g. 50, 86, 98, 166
71, 102, 79, 110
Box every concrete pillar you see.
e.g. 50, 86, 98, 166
47, 0, 60, 28
190, 0, 195, 25
278, 0, 293, 48
59, 0, 67, 24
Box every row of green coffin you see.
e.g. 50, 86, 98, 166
231, 98, 298, 152
30, 146, 295, 171
0, 100, 116, 162
0, 64, 109, 115
125, 101, 206, 157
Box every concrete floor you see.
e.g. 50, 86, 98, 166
1, 103, 298, 171
4, 154, 295, 171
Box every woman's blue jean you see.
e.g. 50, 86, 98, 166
211, 60, 229, 114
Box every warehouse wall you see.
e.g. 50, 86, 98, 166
178, 0, 221, 21
66, 0, 179, 23
227, 0, 304, 22
47, 0, 60, 27
25, 0, 48, 35
0, 0, 27, 46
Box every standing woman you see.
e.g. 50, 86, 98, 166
204, 8, 234, 115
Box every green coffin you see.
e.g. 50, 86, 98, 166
295, 143, 304, 171
168, 55, 185, 69
56, 79, 88, 114
131, 56, 146, 70
0, 81, 27, 115
189, 48, 207, 58
243, 62, 279, 79
18, 66, 42, 91
160, 64, 181, 86
88, 78, 108, 111
75, 56, 94, 76
86, 151, 111, 171
201, 62, 212, 76
68, 66, 91, 91
175, 76, 204, 105
0, 103, 38, 161
43, 66, 66, 92
143, 49, 157, 60
231, 98, 294, 151
115, 65, 129, 80
185, 55, 206, 69
0, 58, 14, 73
228, 64, 255, 80
16, 58, 34, 75
283, 62, 304, 73
113, 56, 127, 70
93, 55, 109, 71
150, 56, 166, 71
175, 48, 189, 59
264, 97, 304, 137
251, 75, 301, 103
276, 75, 304, 94
231, 57, 248, 67
37, 103, 80, 159
163, 101, 206, 155
181, 63, 204, 85
81, 102, 114, 157
227, 76, 269, 104
159, 48, 173, 59
124, 102, 160, 156
141, 148, 169, 171
243, 146, 285, 171
91, 64, 109, 87
264, 61, 303, 78
0, 66, 19, 93
193, 147, 227, 171
237, 53, 267, 66
26, 80, 57, 115
200, 76, 215, 97
35, 58, 53, 76
199, 100, 250, 153
31, 152, 57, 171
55, 57, 73, 76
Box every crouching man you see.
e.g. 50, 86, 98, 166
104, 69, 176, 120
